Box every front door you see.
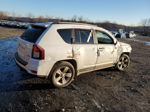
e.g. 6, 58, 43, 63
95, 31, 116, 69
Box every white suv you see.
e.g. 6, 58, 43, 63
15, 22, 132, 87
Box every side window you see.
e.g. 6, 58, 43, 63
57, 29, 72, 44
74, 29, 94, 44
96, 31, 114, 44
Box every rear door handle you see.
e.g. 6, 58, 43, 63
97, 50, 100, 56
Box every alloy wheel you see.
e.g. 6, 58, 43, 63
118, 55, 130, 70
53, 66, 73, 86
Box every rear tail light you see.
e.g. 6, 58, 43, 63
32, 45, 45, 60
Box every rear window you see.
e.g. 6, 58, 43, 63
21, 26, 46, 43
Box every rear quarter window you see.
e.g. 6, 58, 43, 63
21, 26, 46, 43
57, 29, 72, 44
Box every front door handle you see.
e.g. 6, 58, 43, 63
98, 47, 105, 50
97, 47, 105, 56
98, 47, 105, 52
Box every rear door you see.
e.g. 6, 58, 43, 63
18, 26, 46, 62
72, 29, 97, 72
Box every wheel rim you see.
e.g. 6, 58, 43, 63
118, 56, 129, 70
53, 66, 73, 86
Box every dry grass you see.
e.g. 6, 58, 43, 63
0, 27, 24, 39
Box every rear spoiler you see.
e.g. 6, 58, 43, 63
30, 22, 53, 28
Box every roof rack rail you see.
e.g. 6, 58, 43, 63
54, 21, 98, 26
31, 21, 98, 27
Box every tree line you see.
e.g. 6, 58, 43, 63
0, 11, 150, 35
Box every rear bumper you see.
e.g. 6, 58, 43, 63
15, 53, 37, 76
14, 53, 49, 77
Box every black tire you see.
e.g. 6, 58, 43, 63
49, 61, 75, 88
116, 54, 130, 71
126, 33, 130, 38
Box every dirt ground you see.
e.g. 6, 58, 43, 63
0, 30, 149, 112
0, 27, 24, 39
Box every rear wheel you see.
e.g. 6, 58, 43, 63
116, 54, 130, 71
50, 61, 75, 88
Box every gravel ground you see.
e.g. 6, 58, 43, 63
0, 36, 150, 112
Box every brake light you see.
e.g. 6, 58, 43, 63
32, 45, 45, 60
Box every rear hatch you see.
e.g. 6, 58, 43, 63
17, 25, 46, 62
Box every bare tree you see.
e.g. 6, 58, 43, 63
72, 15, 77, 22
148, 19, 150, 26
27, 13, 34, 18
78, 16, 84, 22
0, 11, 7, 19
141, 19, 150, 26
140, 18, 150, 35
36, 16, 46, 22
11, 11, 17, 17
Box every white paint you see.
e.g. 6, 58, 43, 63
15, 23, 132, 77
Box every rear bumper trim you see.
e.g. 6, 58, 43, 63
14, 55, 36, 76
15, 53, 28, 66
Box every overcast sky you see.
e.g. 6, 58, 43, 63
0, 0, 150, 25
